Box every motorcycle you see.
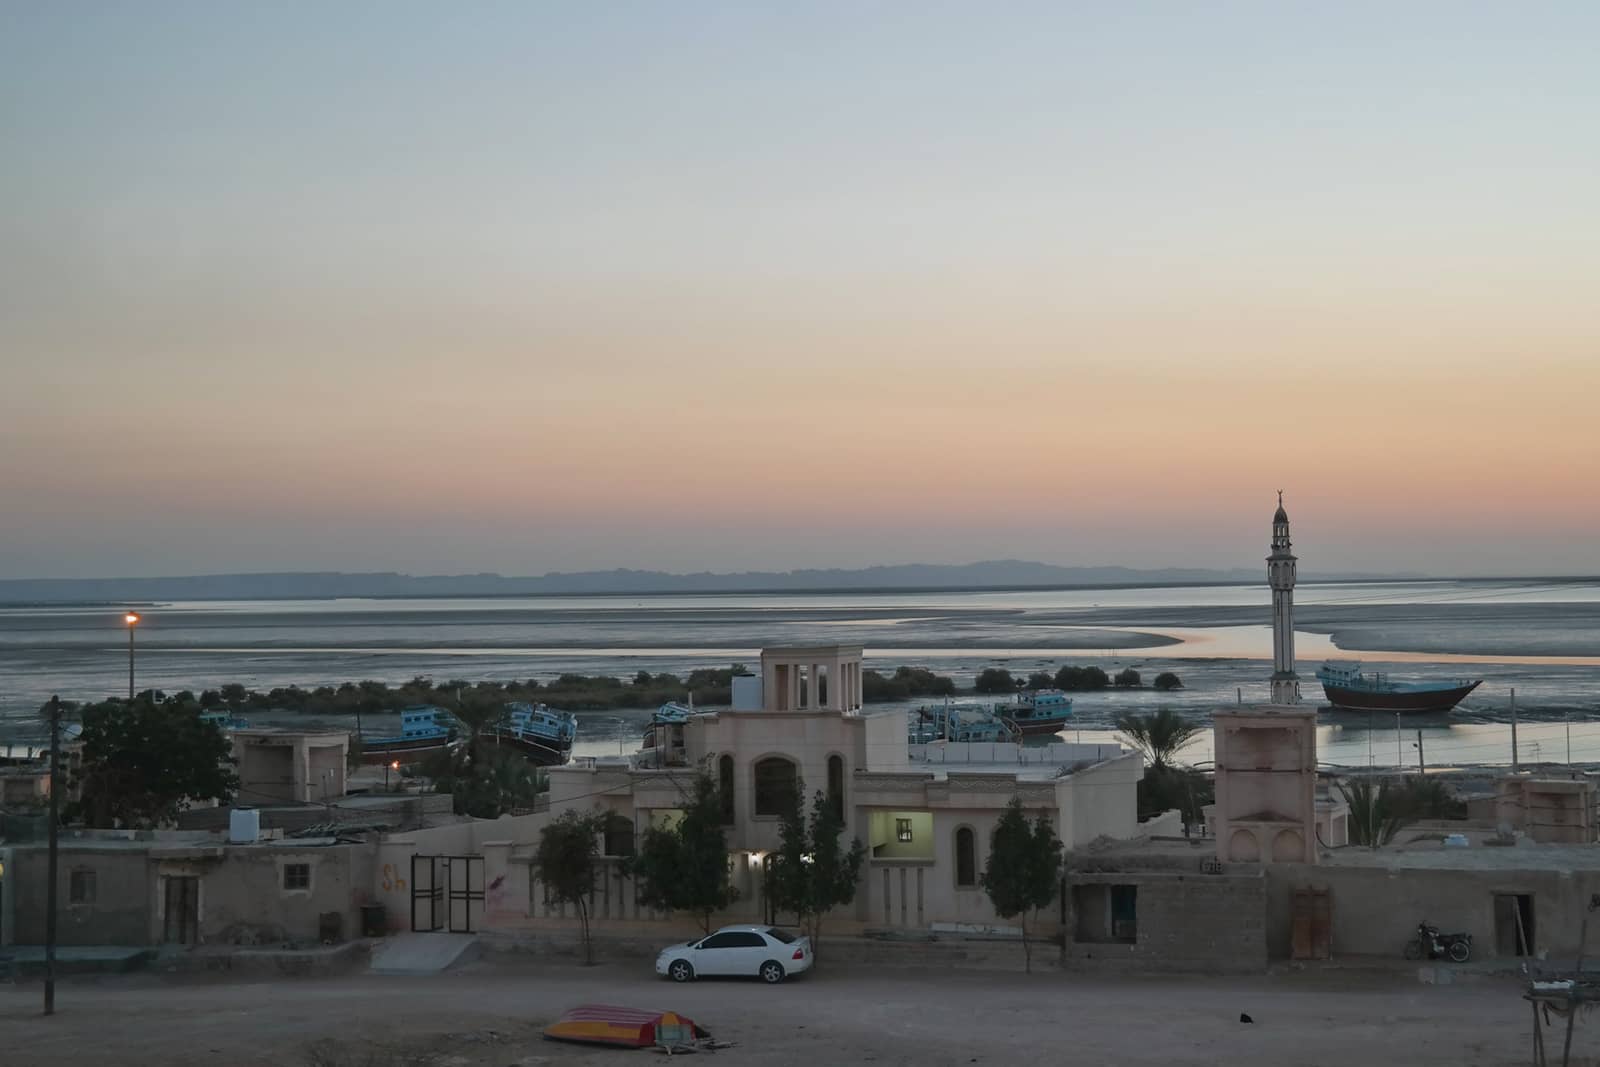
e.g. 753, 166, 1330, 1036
1404, 921, 1472, 963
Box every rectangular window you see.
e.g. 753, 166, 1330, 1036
283, 863, 311, 891
69, 868, 96, 905
896, 817, 914, 843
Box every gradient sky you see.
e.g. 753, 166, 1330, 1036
4, 2, 1598, 579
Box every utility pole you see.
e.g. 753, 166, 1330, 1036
45, 695, 61, 1016
1511, 687, 1519, 772
1568, 709, 1573, 766
1395, 712, 1402, 767
1416, 729, 1425, 775
1368, 711, 1374, 768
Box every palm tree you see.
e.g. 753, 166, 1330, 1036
1114, 708, 1202, 771
446, 687, 509, 759
1339, 778, 1407, 848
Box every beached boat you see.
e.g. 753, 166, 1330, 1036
641, 701, 696, 749
994, 689, 1074, 736
908, 703, 1019, 744
491, 702, 578, 766
1315, 661, 1482, 714
361, 705, 459, 765
200, 710, 250, 731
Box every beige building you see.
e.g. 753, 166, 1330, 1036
232, 729, 348, 806
1211, 707, 1321, 864
1493, 773, 1598, 844
512, 644, 1144, 938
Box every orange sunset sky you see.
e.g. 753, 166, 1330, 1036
3, 3, 1597, 578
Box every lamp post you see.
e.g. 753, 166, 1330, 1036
124, 612, 141, 700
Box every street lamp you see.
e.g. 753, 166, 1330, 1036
124, 612, 141, 700
385, 759, 400, 790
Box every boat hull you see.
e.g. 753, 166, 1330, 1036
361, 736, 458, 765
490, 730, 574, 767
1006, 717, 1072, 737
1320, 680, 1481, 714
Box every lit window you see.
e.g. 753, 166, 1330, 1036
283, 863, 311, 891
896, 817, 913, 843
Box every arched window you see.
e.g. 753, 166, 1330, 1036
718, 754, 735, 825
826, 755, 845, 823
955, 826, 976, 887
753, 756, 799, 817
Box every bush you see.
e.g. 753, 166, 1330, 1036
974, 668, 1020, 694
1054, 665, 1110, 691
1114, 668, 1141, 688
1152, 671, 1183, 691
1026, 672, 1055, 690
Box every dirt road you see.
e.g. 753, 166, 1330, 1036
0, 959, 1538, 1066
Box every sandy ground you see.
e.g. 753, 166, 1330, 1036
0, 958, 1553, 1067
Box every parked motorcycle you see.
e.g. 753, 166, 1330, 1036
1404, 921, 1472, 963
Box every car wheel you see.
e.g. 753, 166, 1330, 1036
669, 960, 694, 983
759, 960, 785, 984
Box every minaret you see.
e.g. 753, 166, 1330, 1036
1267, 491, 1300, 704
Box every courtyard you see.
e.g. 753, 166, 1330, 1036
0, 957, 1543, 1066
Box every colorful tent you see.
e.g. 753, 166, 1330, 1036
542, 1004, 707, 1049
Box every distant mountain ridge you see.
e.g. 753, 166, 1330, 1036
0, 560, 1424, 603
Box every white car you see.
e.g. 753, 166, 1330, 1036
655, 925, 813, 984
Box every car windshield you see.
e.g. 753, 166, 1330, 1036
764, 927, 798, 944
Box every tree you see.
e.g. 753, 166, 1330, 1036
1026, 672, 1055, 690
1114, 709, 1200, 772
767, 785, 866, 955
1113, 668, 1141, 688
1152, 671, 1183, 691
628, 775, 739, 933
980, 798, 1062, 973
533, 810, 609, 964
974, 668, 1019, 694
69, 698, 239, 828
1340, 778, 1407, 848
1116, 709, 1211, 824
1054, 665, 1110, 691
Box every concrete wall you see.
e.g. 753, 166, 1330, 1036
4, 847, 153, 946
1264, 859, 1600, 962
195, 844, 375, 945
1064, 869, 1267, 973
1062, 754, 1143, 846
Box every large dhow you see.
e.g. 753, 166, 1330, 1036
490, 701, 579, 766
359, 705, 460, 765
1316, 661, 1482, 714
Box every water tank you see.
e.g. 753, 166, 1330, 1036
731, 675, 763, 711
229, 807, 261, 843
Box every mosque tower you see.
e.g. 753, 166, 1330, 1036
1268, 492, 1300, 704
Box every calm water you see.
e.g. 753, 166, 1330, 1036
4, 579, 1599, 768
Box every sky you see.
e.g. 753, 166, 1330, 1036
3, 2, 1598, 580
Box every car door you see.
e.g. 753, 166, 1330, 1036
694, 932, 740, 975
727, 930, 769, 976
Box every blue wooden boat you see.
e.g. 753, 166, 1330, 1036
993, 689, 1074, 736
642, 701, 697, 750
908, 703, 1019, 743
1316, 661, 1481, 714
361, 705, 459, 765
492, 702, 578, 766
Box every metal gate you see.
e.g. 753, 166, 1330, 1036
410, 855, 484, 934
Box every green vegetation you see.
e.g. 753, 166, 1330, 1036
1340, 778, 1407, 848
1113, 668, 1141, 688
767, 784, 867, 955
1054, 665, 1111, 691
1115, 709, 1213, 823
974, 668, 1021, 694
860, 666, 957, 702
533, 810, 610, 964
980, 797, 1063, 973
69, 696, 239, 828
1153, 671, 1183, 691
627, 775, 739, 933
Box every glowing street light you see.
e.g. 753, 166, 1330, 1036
123, 612, 141, 700
386, 759, 400, 790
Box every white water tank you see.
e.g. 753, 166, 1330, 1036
731, 675, 763, 711
229, 807, 261, 843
